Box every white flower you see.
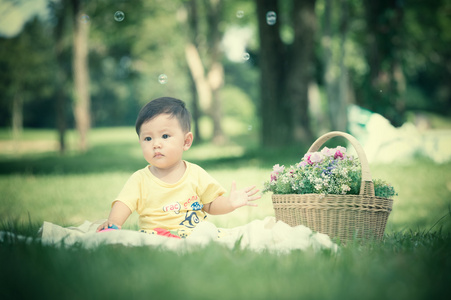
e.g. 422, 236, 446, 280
321, 147, 334, 157
310, 152, 324, 163
336, 146, 347, 154
340, 168, 348, 176
281, 175, 289, 184
314, 178, 323, 184
273, 164, 285, 173
341, 184, 351, 194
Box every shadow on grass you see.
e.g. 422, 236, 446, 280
0, 142, 312, 175
0, 143, 144, 175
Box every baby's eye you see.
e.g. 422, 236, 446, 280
162, 134, 170, 139
144, 137, 152, 141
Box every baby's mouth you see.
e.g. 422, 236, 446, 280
154, 152, 164, 158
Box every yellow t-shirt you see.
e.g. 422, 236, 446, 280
113, 161, 226, 236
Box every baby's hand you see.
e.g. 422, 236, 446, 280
228, 181, 261, 209
96, 221, 121, 232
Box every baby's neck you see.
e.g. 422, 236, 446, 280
149, 161, 186, 184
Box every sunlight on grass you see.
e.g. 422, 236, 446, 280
185, 143, 246, 161
0, 173, 129, 226
0, 128, 65, 155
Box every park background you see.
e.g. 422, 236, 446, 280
0, 0, 451, 299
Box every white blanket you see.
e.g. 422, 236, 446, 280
2, 217, 338, 254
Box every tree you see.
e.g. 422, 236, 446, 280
400, 0, 451, 115
361, 0, 405, 126
184, 0, 226, 144
256, 0, 316, 147
184, 0, 202, 141
321, 0, 349, 132
52, 0, 71, 153
71, 0, 91, 151
0, 17, 56, 138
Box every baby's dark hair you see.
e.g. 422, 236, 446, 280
135, 97, 191, 136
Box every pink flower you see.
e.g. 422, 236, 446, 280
304, 153, 313, 165
270, 164, 285, 182
334, 150, 344, 159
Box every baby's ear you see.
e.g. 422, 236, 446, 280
183, 132, 194, 150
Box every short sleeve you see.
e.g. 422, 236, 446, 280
196, 167, 226, 204
113, 171, 142, 213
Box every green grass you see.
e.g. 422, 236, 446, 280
1, 127, 450, 299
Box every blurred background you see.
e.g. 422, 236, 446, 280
1, 3, 451, 297
0, 0, 450, 158
0, 0, 450, 233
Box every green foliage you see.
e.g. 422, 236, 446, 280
0, 18, 57, 128
373, 178, 398, 199
1, 0, 450, 142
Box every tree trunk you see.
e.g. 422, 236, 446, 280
323, 0, 348, 132
208, 61, 225, 144
55, 58, 67, 154
256, 0, 316, 146
323, 0, 336, 130
188, 69, 201, 141
204, 0, 225, 144
12, 89, 23, 141
185, 43, 212, 114
184, 0, 225, 144
308, 81, 329, 135
337, 0, 349, 132
71, 0, 91, 152
286, 0, 315, 142
256, 0, 292, 146
54, 0, 68, 154
363, 0, 405, 126
184, 0, 202, 141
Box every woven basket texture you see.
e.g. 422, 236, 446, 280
271, 131, 393, 242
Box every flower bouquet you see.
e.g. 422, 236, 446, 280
267, 131, 396, 243
263, 146, 397, 199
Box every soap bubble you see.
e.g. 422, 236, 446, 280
242, 52, 250, 61
79, 14, 90, 24
158, 74, 168, 84
248, 125, 253, 131
114, 11, 125, 22
266, 11, 277, 25
236, 10, 244, 18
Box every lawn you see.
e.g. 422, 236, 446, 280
0, 127, 450, 299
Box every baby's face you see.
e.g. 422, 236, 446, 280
139, 114, 192, 170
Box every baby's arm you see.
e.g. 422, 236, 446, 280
96, 201, 132, 232
203, 181, 260, 215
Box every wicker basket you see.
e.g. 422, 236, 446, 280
272, 131, 393, 242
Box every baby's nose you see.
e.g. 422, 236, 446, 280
153, 139, 162, 148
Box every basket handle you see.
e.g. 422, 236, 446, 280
307, 131, 375, 196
